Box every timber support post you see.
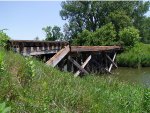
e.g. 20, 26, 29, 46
105, 52, 117, 73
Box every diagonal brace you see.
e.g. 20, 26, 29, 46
106, 54, 118, 68
74, 55, 91, 77
68, 56, 88, 75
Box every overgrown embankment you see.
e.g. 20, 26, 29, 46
117, 43, 150, 67
0, 48, 150, 112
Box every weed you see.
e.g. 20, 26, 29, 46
117, 43, 150, 67
0, 102, 11, 113
0, 48, 149, 112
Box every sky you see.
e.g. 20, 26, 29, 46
0, 1, 67, 40
0, 1, 150, 40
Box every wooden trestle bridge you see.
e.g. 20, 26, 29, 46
8, 40, 121, 76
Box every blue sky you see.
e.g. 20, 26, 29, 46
0, 1, 66, 40
0, 1, 149, 40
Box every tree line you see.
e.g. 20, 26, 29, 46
42, 1, 150, 46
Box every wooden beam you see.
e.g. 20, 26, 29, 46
105, 68, 112, 74
46, 45, 70, 67
68, 56, 88, 74
108, 53, 116, 72
106, 54, 118, 68
74, 55, 91, 77
71, 46, 121, 52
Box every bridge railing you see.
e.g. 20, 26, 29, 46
7, 40, 69, 56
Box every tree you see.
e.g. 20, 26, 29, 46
107, 10, 132, 33
63, 23, 72, 41
140, 17, 150, 43
52, 26, 64, 41
60, 1, 150, 40
42, 26, 53, 41
42, 26, 64, 41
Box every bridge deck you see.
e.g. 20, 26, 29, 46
8, 40, 121, 56
71, 46, 121, 52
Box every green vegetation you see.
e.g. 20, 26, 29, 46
59, 1, 150, 67
0, 31, 10, 48
141, 17, 150, 43
73, 23, 117, 46
0, 102, 11, 113
117, 43, 150, 67
42, 26, 64, 41
60, 1, 150, 41
119, 27, 140, 47
0, 48, 150, 112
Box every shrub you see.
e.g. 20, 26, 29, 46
117, 43, 150, 67
0, 32, 10, 48
93, 22, 117, 45
73, 23, 117, 46
0, 50, 5, 72
119, 26, 140, 47
0, 102, 11, 113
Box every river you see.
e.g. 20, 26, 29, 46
112, 67, 150, 88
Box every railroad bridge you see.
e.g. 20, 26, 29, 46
8, 40, 121, 76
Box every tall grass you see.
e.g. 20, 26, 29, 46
117, 43, 150, 67
0, 48, 150, 112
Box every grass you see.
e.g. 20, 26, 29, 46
0, 48, 150, 112
117, 43, 150, 67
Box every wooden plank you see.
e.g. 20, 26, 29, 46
71, 46, 121, 52
106, 54, 118, 68
68, 56, 88, 74
46, 45, 70, 67
22, 50, 58, 56
105, 68, 112, 74
74, 55, 91, 77
108, 53, 116, 72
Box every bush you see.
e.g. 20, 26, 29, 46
119, 27, 140, 47
93, 22, 117, 45
73, 23, 117, 46
0, 102, 11, 113
73, 30, 92, 46
0, 32, 10, 48
0, 49, 5, 72
117, 43, 150, 67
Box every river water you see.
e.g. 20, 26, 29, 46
112, 67, 150, 88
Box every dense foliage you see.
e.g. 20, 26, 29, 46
119, 27, 140, 47
0, 48, 150, 112
42, 26, 64, 41
0, 32, 10, 48
141, 17, 150, 43
73, 23, 141, 47
73, 23, 117, 46
0, 102, 11, 113
60, 1, 150, 41
117, 43, 150, 67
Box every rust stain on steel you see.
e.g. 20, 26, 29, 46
71, 46, 121, 52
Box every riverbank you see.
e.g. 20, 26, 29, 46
0, 48, 150, 112
117, 43, 150, 67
